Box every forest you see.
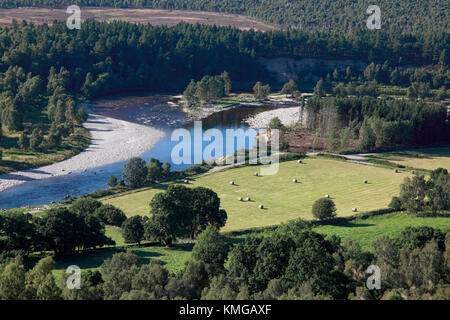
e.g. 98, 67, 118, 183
0, 20, 448, 157
1, 195, 449, 300
1, 0, 449, 33
302, 96, 449, 151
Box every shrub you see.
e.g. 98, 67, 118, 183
70, 197, 102, 217
122, 216, 145, 246
268, 117, 284, 131
388, 196, 403, 211
122, 157, 148, 189
312, 198, 337, 220
108, 175, 118, 188
95, 204, 127, 227
192, 226, 228, 275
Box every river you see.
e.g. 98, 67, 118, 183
0, 94, 278, 209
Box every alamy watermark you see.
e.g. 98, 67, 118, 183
67, 5, 81, 30
171, 121, 280, 175
66, 265, 81, 290
366, 265, 381, 290
366, 5, 381, 30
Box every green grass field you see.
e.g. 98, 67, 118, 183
103, 158, 411, 232
366, 147, 450, 171
314, 212, 450, 251
53, 152, 450, 281
52, 212, 450, 282
53, 227, 192, 284
53, 243, 192, 276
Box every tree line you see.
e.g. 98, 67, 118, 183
0, 64, 88, 153
0, 197, 128, 257
390, 168, 450, 215
300, 96, 449, 152
323, 61, 449, 100
0, 21, 447, 95
1, 222, 448, 300
183, 72, 231, 107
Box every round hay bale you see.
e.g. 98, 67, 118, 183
325, 194, 330, 198
394, 169, 399, 173
246, 197, 251, 201
297, 159, 302, 164
230, 181, 235, 185
237, 197, 243, 201
352, 208, 358, 212
254, 172, 258, 176
259, 204, 264, 209
292, 179, 297, 183
364, 180, 368, 184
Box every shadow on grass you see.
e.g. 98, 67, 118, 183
388, 152, 434, 160
225, 236, 246, 245
54, 248, 121, 271
0, 135, 19, 149
170, 243, 195, 252
131, 250, 163, 259
54, 241, 196, 272
148, 183, 170, 191
324, 222, 375, 228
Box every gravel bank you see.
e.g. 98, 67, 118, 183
0, 111, 164, 192
244, 106, 301, 129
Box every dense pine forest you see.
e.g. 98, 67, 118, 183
1, 0, 449, 33
0, 20, 447, 97
303, 97, 448, 149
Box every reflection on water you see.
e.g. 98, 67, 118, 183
0, 96, 276, 209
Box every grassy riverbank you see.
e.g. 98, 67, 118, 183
0, 126, 90, 175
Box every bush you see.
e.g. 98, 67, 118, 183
122, 157, 148, 188
192, 226, 228, 275
77, 108, 89, 123
70, 197, 102, 217
85, 189, 116, 199
312, 198, 337, 220
388, 196, 403, 211
18, 132, 29, 150
29, 128, 44, 151
268, 117, 284, 130
108, 175, 118, 188
122, 216, 145, 246
94, 204, 127, 227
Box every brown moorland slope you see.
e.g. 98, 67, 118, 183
0, 7, 277, 31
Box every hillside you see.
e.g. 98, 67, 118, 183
102, 158, 412, 232
0, 7, 277, 31
2, 0, 449, 33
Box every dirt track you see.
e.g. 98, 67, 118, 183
0, 7, 276, 31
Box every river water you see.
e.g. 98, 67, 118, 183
0, 95, 277, 209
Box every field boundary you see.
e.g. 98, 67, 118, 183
221, 207, 401, 236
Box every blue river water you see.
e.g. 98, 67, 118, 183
0, 98, 273, 209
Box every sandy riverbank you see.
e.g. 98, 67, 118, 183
244, 106, 301, 129
0, 109, 164, 192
